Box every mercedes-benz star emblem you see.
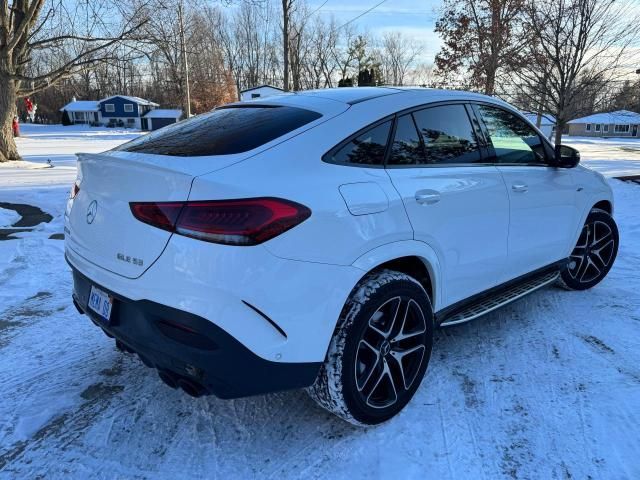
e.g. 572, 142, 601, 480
86, 200, 98, 224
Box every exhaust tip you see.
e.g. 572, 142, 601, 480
177, 378, 206, 398
115, 339, 134, 354
158, 370, 180, 389
138, 354, 154, 368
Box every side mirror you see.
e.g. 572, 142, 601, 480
554, 144, 580, 168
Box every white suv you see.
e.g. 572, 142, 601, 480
65, 87, 618, 425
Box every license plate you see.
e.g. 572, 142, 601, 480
88, 286, 113, 323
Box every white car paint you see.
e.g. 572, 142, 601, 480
65, 87, 614, 368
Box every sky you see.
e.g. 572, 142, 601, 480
309, 0, 444, 62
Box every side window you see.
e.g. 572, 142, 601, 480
388, 114, 425, 165
477, 105, 547, 164
329, 121, 392, 166
412, 105, 482, 164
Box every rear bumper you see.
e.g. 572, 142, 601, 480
71, 266, 321, 399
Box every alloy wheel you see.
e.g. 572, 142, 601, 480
568, 220, 616, 284
354, 296, 427, 409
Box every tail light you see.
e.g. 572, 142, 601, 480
130, 198, 311, 246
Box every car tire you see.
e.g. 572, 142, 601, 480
559, 208, 619, 291
307, 269, 434, 426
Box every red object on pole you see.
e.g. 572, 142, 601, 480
12, 117, 20, 137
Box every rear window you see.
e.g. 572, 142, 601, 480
115, 105, 322, 156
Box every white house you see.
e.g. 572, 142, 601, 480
568, 110, 640, 138
59, 99, 100, 125
522, 112, 556, 138
240, 85, 285, 102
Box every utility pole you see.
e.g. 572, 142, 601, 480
177, 1, 191, 117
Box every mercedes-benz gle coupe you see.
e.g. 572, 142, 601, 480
65, 87, 618, 425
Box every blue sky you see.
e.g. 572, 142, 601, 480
310, 0, 444, 62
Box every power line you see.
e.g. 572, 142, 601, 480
337, 0, 389, 29
307, 0, 330, 19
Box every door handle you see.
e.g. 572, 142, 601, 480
512, 183, 528, 193
415, 190, 441, 205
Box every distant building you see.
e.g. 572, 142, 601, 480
60, 99, 100, 125
98, 95, 158, 129
59, 96, 182, 130
143, 109, 183, 131
522, 112, 556, 138
240, 85, 285, 102
568, 110, 640, 138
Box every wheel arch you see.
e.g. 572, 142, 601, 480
592, 199, 612, 215
351, 240, 441, 310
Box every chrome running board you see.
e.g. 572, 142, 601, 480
440, 271, 559, 327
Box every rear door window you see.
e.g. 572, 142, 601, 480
115, 105, 322, 156
412, 105, 482, 164
327, 121, 392, 166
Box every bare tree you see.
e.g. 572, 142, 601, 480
380, 31, 420, 86
0, 0, 148, 162
513, 0, 640, 146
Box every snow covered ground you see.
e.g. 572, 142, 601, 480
0, 208, 20, 228
0, 126, 639, 479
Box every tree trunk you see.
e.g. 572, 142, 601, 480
0, 73, 20, 163
282, 0, 290, 91
554, 119, 564, 146
484, 68, 496, 96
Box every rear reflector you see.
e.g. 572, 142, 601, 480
130, 198, 311, 246
70, 181, 80, 199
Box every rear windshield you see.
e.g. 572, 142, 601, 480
115, 105, 322, 156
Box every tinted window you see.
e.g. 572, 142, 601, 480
116, 105, 321, 156
389, 114, 425, 165
329, 121, 392, 166
477, 105, 546, 164
412, 105, 481, 164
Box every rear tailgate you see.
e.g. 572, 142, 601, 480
66, 153, 198, 279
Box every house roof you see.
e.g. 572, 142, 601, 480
240, 84, 285, 94
569, 109, 640, 125
99, 95, 159, 107
143, 109, 182, 119
522, 112, 556, 125
59, 100, 99, 112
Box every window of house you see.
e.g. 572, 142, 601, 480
124, 104, 134, 113
595, 124, 601, 132
328, 121, 392, 166
604, 124, 609, 132
586, 124, 591, 131
105, 104, 115, 112
252, 93, 261, 99
388, 114, 425, 165
127, 118, 135, 124
614, 124, 630, 133
117, 105, 322, 156
411, 105, 482, 164
476, 104, 547, 164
